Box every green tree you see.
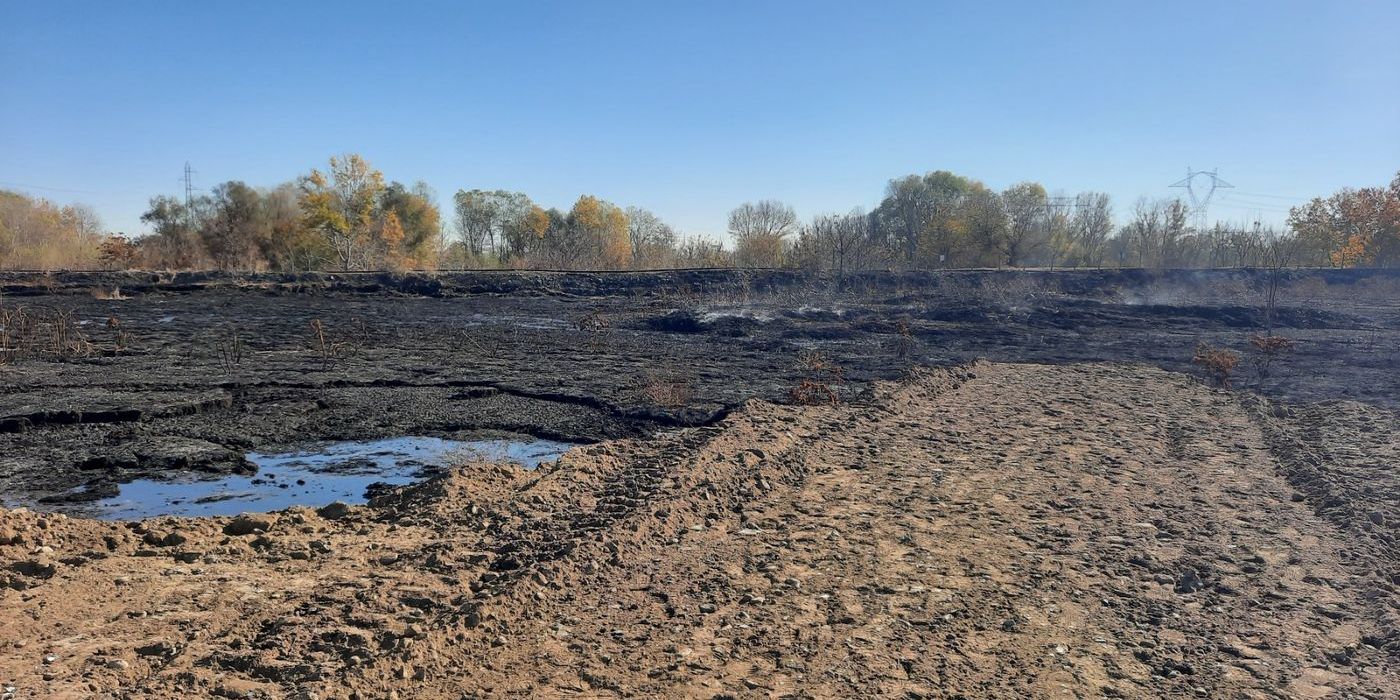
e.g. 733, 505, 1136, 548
997, 182, 1049, 267
204, 181, 265, 269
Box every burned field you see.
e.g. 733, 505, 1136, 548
1, 268, 1399, 698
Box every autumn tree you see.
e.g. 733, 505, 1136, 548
729, 200, 796, 268
0, 190, 104, 269
258, 183, 328, 270
566, 195, 630, 269
379, 181, 442, 268
98, 235, 140, 269
298, 153, 386, 270
1288, 173, 1400, 268
508, 205, 551, 265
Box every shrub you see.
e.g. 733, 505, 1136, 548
1248, 334, 1294, 381
1192, 342, 1240, 387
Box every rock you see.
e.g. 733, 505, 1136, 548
11, 559, 57, 579
142, 531, 186, 548
223, 514, 273, 536
699, 603, 717, 614
1174, 569, 1205, 594
128, 436, 255, 474
1369, 511, 1385, 526
134, 641, 176, 657
105, 658, 130, 670
316, 501, 353, 520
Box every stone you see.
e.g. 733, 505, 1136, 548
317, 502, 353, 520
223, 514, 273, 536
1174, 569, 1205, 594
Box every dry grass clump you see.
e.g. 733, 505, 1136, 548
218, 330, 246, 373
893, 318, 914, 358
790, 379, 839, 405
576, 310, 611, 351
638, 371, 693, 408
106, 316, 132, 351
790, 350, 844, 405
0, 305, 94, 363
90, 286, 125, 300
1192, 342, 1240, 387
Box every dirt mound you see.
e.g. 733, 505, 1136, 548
2, 362, 1394, 698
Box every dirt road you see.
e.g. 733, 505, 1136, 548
2, 362, 1396, 698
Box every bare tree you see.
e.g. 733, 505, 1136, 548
1071, 192, 1113, 267
728, 200, 797, 267
796, 209, 881, 276
624, 206, 677, 268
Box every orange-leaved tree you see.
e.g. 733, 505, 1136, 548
298, 154, 385, 270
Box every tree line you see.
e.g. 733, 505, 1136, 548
1, 155, 1396, 271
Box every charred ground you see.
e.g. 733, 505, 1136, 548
0, 268, 1397, 509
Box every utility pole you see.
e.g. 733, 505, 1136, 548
1169, 167, 1233, 231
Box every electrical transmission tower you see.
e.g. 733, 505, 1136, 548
1169, 167, 1233, 231
181, 162, 200, 230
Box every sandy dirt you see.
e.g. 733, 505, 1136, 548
3, 361, 1395, 698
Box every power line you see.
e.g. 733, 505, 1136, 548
0, 180, 106, 195
1228, 190, 1309, 201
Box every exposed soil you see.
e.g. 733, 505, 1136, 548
2, 362, 1397, 698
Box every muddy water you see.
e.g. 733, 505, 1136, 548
40, 436, 573, 520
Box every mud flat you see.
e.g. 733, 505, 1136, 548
2, 362, 1397, 698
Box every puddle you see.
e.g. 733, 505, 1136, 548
55, 436, 573, 521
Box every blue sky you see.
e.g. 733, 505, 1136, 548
2, 0, 1397, 239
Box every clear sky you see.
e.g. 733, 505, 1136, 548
2, 0, 1398, 239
